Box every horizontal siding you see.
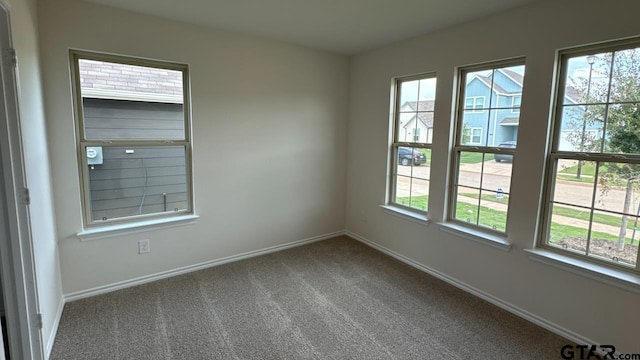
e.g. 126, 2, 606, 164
83, 98, 184, 140
87, 144, 189, 221
90, 175, 186, 191
92, 202, 188, 222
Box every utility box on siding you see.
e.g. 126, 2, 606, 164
86, 146, 103, 165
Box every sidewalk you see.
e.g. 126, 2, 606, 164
457, 195, 631, 237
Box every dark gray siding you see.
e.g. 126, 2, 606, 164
83, 98, 189, 222
83, 98, 184, 140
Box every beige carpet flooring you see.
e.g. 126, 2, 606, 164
50, 235, 571, 359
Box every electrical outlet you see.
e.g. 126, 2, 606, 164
138, 239, 150, 254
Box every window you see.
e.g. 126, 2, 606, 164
511, 95, 522, 113
465, 96, 485, 112
541, 39, 640, 272
390, 74, 437, 213
464, 128, 483, 145
449, 60, 526, 233
70, 50, 193, 227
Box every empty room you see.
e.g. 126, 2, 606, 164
2, 0, 640, 358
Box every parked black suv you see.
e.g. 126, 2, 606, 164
398, 147, 427, 166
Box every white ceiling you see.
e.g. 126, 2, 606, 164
82, 0, 539, 54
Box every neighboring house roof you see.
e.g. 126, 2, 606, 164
402, 112, 434, 129
563, 86, 581, 104
402, 100, 435, 128
403, 100, 435, 112
500, 68, 524, 86
79, 59, 183, 103
473, 74, 516, 96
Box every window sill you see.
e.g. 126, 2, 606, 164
77, 214, 199, 241
525, 248, 640, 294
380, 205, 430, 226
438, 222, 512, 252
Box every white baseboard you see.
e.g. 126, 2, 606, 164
45, 295, 65, 359
64, 231, 344, 302
344, 230, 595, 347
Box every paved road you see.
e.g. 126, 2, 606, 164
396, 160, 637, 211
395, 159, 640, 228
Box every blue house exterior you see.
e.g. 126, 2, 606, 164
398, 68, 599, 150
461, 68, 524, 147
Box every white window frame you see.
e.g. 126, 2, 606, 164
389, 73, 436, 215
511, 95, 522, 113
70, 50, 194, 228
465, 96, 485, 113
539, 38, 640, 274
465, 127, 483, 145
448, 59, 524, 235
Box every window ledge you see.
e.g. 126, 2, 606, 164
438, 222, 512, 252
525, 248, 640, 294
77, 214, 199, 241
380, 205, 430, 227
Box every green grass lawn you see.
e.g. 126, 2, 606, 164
396, 194, 638, 244
462, 193, 510, 205
467, 191, 640, 231
396, 195, 428, 211
557, 162, 598, 184
552, 205, 639, 231
460, 152, 494, 164
559, 163, 597, 176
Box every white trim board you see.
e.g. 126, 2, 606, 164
344, 230, 595, 348
45, 297, 65, 359
64, 231, 344, 302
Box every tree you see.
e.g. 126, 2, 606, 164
566, 48, 640, 251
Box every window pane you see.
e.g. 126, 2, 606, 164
455, 186, 479, 225
604, 102, 640, 154
415, 112, 434, 144
393, 174, 411, 207
464, 70, 492, 104
418, 78, 437, 103
610, 48, 640, 102
556, 105, 605, 152
594, 161, 640, 214
477, 190, 508, 232
393, 147, 430, 212
511, 96, 522, 112
548, 204, 589, 255
397, 113, 416, 142
461, 110, 489, 146
552, 159, 596, 208
456, 151, 483, 188
588, 210, 638, 267
399, 80, 420, 109
494, 65, 525, 101
410, 178, 429, 211
87, 145, 188, 222
563, 53, 612, 105
479, 156, 512, 196
78, 59, 185, 140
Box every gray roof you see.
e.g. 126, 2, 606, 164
500, 68, 524, 86
403, 100, 435, 112
79, 59, 183, 97
401, 100, 435, 128
402, 112, 434, 129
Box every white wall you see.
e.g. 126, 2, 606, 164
11, 0, 63, 355
37, 0, 348, 295
347, 0, 640, 353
